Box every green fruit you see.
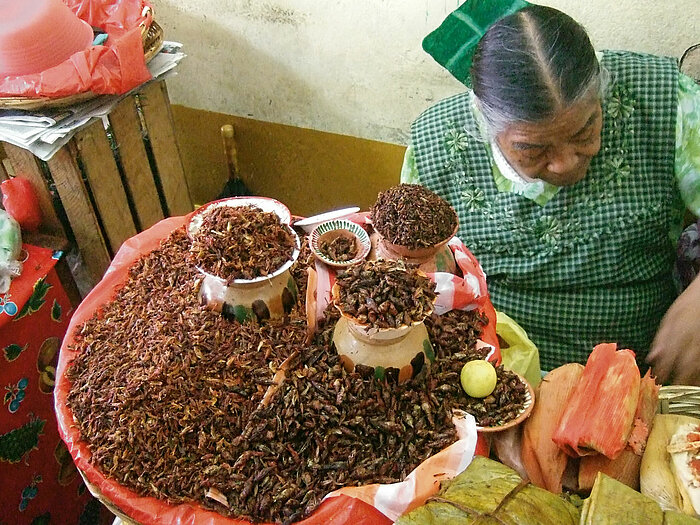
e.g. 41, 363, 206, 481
460, 360, 497, 398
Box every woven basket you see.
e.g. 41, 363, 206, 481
79, 471, 141, 525
658, 385, 700, 418
0, 7, 163, 111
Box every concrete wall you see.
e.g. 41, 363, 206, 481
155, 0, 698, 146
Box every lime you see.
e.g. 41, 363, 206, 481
460, 360, 497, 398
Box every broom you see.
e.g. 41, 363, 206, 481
217, 124, 253, 198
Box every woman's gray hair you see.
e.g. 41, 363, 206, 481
470, 5, 608, 138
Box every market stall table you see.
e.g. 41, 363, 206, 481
54, 206, 499, 524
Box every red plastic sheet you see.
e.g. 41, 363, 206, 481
54, 214, 492, 524
0, 0, 152, 98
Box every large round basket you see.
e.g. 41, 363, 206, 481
79, 471, 139, 524
658, 385, 700, 418
0, 8, 163, 111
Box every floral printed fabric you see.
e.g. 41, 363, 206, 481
0, 246, 109, 524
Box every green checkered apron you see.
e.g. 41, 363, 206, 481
412, 51, 684, 370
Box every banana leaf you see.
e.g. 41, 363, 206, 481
665, 511, 700, 524
395, 456, 580, 525
584, 472, 662, 524
583, 472, 700, 524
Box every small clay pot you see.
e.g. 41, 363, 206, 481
332, 314, 434, 383
310, 219, 371, 268
330, 281, 436, 382
371, 220, 459, 274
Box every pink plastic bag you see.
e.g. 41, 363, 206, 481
0, 0, 152, 98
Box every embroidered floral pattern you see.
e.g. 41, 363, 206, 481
447, 79, 644, 254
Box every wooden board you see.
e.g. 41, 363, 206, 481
0, 156, 8, 181
109, 95, 164, 231
46, 144, 111, 286
139, 81, 193, 216
2, 142, 65, 236
74, 120, 138, 254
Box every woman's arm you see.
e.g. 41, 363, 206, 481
647, 274, 700, 385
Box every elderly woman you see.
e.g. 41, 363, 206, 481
401, 2, 700, 382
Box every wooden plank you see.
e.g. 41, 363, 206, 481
46, 144, 110, 286
0, 156, 8, 181
108, 95, 164, 230
22, 231, 82, 306
2, 142, 65, 236
74, 120, 138, 253
139, 81, 193, 216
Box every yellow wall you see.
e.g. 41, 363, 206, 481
172, 105, 406, 216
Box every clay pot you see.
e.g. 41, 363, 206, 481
330, 281, 436, 382
370, 220, 459, 274
309, 219, 371, 268
332, 314, 434, 382
199, 267, 299, 322
189, 197, 300, 321
197, 227, 301, 322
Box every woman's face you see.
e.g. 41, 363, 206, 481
496, 97, 603, 187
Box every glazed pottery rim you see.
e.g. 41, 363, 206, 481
310, 219, 371, 268
186, 196, 292, 239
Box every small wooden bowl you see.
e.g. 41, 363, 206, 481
474, 374, 535, 433
310, 219, 371, 268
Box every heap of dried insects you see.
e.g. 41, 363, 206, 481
319, 235, 357, 262
334, 259, 437, 329
66, 228, 490, 524
189, 205, 296, 283
370, 184, 457, 249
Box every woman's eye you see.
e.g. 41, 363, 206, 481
522, 150, 545, 161
575, 133, 594, 145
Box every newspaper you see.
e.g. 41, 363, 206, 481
0, 42, 186, 161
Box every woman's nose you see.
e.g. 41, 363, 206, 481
546, 146, 580, 174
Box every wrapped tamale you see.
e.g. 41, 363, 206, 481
582, 472, 700, 524
578, 370, 660, 491
521, 363, 584, 492
642, 414, 700, 515
395, 456, 580, 525
553, 343, 640, 459
666, 511, 700, 525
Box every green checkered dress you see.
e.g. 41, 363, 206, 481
412, 51, 684, 370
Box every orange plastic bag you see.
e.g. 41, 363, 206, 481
55, 215, 480, 525
0, 0, 152, 98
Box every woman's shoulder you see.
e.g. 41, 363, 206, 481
418, 90, 473, 115
600, 49, 678, 71
413, 90, 475, 129
600, 50, 678, 108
